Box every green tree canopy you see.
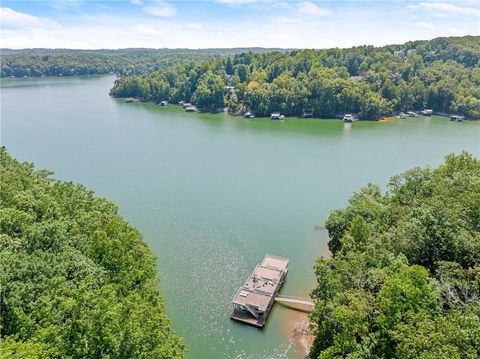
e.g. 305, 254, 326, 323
311, 152, 480, 358
111, 36, 480, 119
0, 148, 185, 358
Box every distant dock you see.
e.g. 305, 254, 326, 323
230, 255, 289, 328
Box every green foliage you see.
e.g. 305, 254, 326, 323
1, 48, 287, 78
310, 152, 480, 358
111, 36, 479, 119
0, 148, 185, 358
192, 71, 226, 111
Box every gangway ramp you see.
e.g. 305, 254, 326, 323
275, 295, 315, 313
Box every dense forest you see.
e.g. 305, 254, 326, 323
0, 148, 185, 358
0, 48, 287, 78
111, 36, 480, 119
310, 152, 480, 358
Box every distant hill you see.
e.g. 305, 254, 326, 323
1, 47, 292, 56
0, 48, 292, 78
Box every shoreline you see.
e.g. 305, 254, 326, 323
115, 97, 479, 122
281, 309, 315, 358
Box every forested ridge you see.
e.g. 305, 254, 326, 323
1, 53, 210, 78
310, 152, 480, 358
0, 148, 185, 358
110, 36, 480, 119
0, 48, 288, 78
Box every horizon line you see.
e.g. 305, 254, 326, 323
2, 34, 478, 52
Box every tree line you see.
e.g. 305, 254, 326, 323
0, 48, 288, 78
0, 148, 185, 358
1, 54, 213, 78
310, 152, 480, 358
110, 36, 480, 119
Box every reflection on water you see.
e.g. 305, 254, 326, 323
342, 122, 352, 133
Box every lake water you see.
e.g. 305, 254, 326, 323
2, 75, 479, 359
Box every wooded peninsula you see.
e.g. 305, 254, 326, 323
110, 36, 480, 120
0, 148, 185, 358
311, 152, 480, 358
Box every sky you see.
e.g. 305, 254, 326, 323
1, 0, 479, 49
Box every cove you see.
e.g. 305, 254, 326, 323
2, 75, 479, 358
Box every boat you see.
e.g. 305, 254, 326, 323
125, 97, 138, 103
343, 114, 354, 122
302, 112, 313, 118
449, 115, 464, 122
182, 102, 192, 108
178, 100, 185, 105
398, 112, 407, 119
407, 111, 417, 117
270, 113, 285, 120
158, 100, 168, 106
185, 106, 197, 112
421, 109, 433, 116
244, 112, 255, 118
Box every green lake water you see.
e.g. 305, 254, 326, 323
2, 75, 479, 358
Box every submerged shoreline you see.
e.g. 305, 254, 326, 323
280, 310, 315, 358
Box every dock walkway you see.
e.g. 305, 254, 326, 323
275, 295, 315, 313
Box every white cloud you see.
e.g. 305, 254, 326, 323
215, 0, 262, 5
271, 16, 301, 25
131, 0, 176, 17
414, 21, 434, 30
1, 2, 478, 50
407, 2, 480, 17
186, 22, 203, 30
133, 24, 164, 36
297, 2, 331, 17
144, 4, 175, 17
0, 7, 60, 29
215, 0, 291, 10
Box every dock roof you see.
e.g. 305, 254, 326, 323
232, 255, 289, 311
261, 254, 289, 271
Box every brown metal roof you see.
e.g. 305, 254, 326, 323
232, 255, 289, 311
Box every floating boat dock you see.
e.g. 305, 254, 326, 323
230, 254, 289, 328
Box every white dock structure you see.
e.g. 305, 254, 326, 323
230, 255, 289, 327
